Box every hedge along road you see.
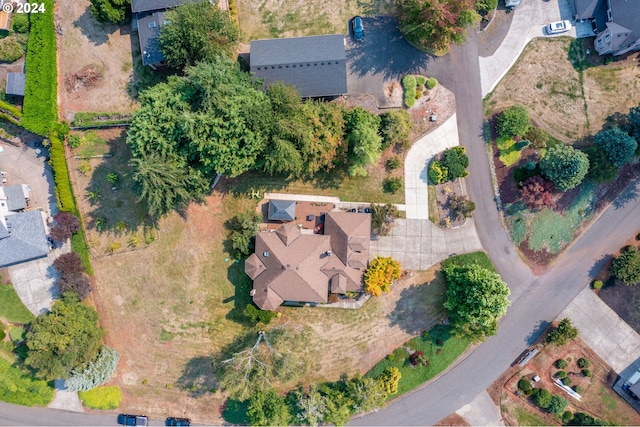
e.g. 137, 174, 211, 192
352, 29, 640, 426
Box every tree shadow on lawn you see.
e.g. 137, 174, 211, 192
73, 7, 116, 47
387, 271, 447, 335
224, 260, 255, 327
175, 355, 218, 397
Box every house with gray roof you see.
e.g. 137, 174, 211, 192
245, 211, 370, 311
575, 0, 640, 55
250, 34, 348, 98
0, 184, 49, 268
5, 73, 25, 97
267, 200, 296, 221
131, 0, 191, 69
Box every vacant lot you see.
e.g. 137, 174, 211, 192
491, 337, 640, 426
484, 38, 640, 142
236, 0, 394, 40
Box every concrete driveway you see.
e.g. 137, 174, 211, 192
345, 16, 434, 107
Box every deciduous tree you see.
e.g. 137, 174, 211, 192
25, 293, 104, 381
49, 212, 80, 243
379, 110, 412, 149
344, 108, 382, 177
540, 144, 589, 191
594, 126, 637, 167
496, 105, 531, 138
443, 264, 510, 342
88, 0, 130, 23
519, 176, 555, 210
247, 388, 291, 426
159, 0, 239, 69
364, 257, 401, 297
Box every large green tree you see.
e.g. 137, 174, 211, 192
443, 264, 510, 342
496, 105, 531, 138
397, 0, 480, 55
89, 0, 130, 23
594, 126, 638, 167
247, 388, 291, 426
540, 144, 589, 191
611, 246, 640, 285
25, 293, 104, 381
344, 107, 382, 177
159, 0, 239, 69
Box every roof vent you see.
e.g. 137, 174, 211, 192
250, 289, 256, 296
263, 251, 269, 257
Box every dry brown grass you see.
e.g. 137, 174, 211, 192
484, 37, 640, 143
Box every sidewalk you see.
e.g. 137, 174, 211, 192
479, 0, 576, 97
404, 114, 459, 220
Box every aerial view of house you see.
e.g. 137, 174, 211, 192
1, 0, 640, 425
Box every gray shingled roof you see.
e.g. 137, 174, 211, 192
250, 35, 348, 98
0, 211, 49, 268
574, 0, 601, 19
609, 0, 640, 47
268, 200, 296, 221
0, 221, 9, 240
4, 185, 27, 211
131, 0, 190, 14
5, 73, 25, 96
137, 11, 165, 66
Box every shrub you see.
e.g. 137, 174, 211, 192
22, 0, 57, 135
555, 359, 567, 369
515, 139, 530, 150
585, 145, 618, 183
426, 77, 438, 89
78, 385, 122, 410
50, 211, 81, 242
594, 126, 637, 167
415, 75, 427, 86
448, 194, 476, 219
404, 95, 415, 108
409, 350, 429, 366
11, 14, 29, 33
562, 410, 574, 424
562, 377, 572, 386
592, 280, 603, 290
513, 164, 540, 184
0, 329, 5, 341
56, 272, 92, 301
581, 369, 591, 377
53, 252, 85, 276
556, 371, 567, 379
533, 388, 552, 409
243, 304, 276, 324
380, 110, 412, 149
610, 246, 640, 285
548, 395, 568, 415
441, 146, 469, 181
49, 133, 77, 213
523, 126, 550, 149
517, 378, 531, 393
577, 358, 590, 368
573, 385, 584, 393
497, 105, 531, 138
402, 74, 416, 90
520, 176, 555, 211
0, 37, 24, 63
377, 367, 401, 395
428, 161, 448, 184
65, 346, 120, 391
0, 358, 54, 406
540, 144, 589, 191
546, 318, 578, 346
387, 156, 401, 170
475, 0, 498, 13
383, 177, 402, 194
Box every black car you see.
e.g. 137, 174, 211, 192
117, 414, 148, 426
351, 16, 364, 41
166, 417, 191, 426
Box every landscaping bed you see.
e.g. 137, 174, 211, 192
488, 337, 640, 426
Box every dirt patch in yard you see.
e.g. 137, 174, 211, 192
484, 38, 640, 143
435, 412, 471, 426
489, 337, 640, 426
56, 0, 140, 121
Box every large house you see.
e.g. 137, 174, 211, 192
245, 211, 370, 311
575, 0, 640, 56
131, 0, 191, 69
250, 34, 348, 98
0, 184, 50, 268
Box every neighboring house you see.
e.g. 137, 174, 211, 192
0, 184, 50, 268
250, 34, 348, 98
131, 0, 191, 69
245, 211, 370, 311
575, 0, 640, 55
5, 72, 25, 97
0, 8, 12, 32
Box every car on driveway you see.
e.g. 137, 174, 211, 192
547, 20, 572, 35
166, 417, 191, 426
351, 16, 364, 41
117, 414, 148, 426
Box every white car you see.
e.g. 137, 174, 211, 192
547, 20, 572, 35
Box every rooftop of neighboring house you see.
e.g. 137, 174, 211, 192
245, 211, 370, 311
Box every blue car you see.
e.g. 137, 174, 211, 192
166, 417, 191, 426
351, 16, 364, 41
117, 414, 148, 426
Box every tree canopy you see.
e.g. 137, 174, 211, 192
88, 0, 130, 23
496, 105, 531, 138
443, 264, 510, 342
545, 318, 578, 346
397, 0, 480, 55
364, 256, 401, 297
247, 388, 291, 426
25, 293, 104, 381
540, 144, 589, 191
594, 126, 638, 167
611, 246, 640, 285
344, 108, 382, 177
159, 0, 239, 69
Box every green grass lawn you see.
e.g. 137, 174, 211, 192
365, 324, 470, 398
0, 358, 54, 406
514, 406, 548, 426
441, 251, 496, 273
0, 283, 35, 324
428, 185, 439, 225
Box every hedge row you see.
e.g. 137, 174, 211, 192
73, 112, 132, 127
0, 100, 22, 118
22, 0, 57, 136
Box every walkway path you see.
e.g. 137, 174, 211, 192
558, 288, 640, 374
403, 114, 459, 220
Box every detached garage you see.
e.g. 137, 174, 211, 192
250, 34, 348, 98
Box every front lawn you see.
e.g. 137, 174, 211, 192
0, 282, 35, 324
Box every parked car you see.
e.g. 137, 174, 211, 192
314, 222, 324, 233
166, 417, 191, 426
348, 208, 357, 212
364, 207, 371, 214
351, 16, 364, 41
117, 414, 148, 426
547, 20, 572, 35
